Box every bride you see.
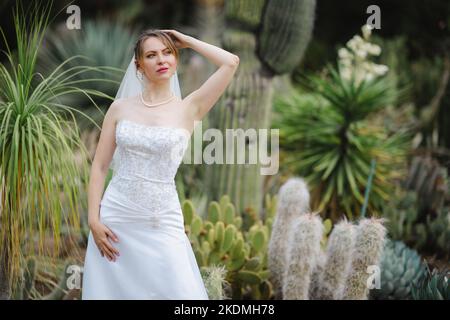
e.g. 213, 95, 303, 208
81, 29, 239, 299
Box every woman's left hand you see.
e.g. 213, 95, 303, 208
161, 29, 192, 49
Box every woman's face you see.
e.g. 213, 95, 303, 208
137, 36, 177, 82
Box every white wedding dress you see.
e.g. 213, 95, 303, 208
82, 119, 209, 300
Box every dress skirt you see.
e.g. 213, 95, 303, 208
81, 182, 209, 300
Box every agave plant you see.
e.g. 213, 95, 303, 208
273, 27, 411, 220
412, 265, 450, 300
38, 18, 136, 130
0, 1, 113, 298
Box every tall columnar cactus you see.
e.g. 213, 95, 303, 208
308, 250, 326, 300
316, 220, 355, 299
205, 0, 317, 215
268, 177, 310, 299
283, 213, 323, 300
342, 218, 387, 300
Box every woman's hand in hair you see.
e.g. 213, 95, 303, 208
160, 29, 192, 49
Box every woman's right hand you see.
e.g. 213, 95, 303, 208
90, 221, 120, 261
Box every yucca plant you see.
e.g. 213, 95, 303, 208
0, 1, 114, 299
273, 27, 411, 220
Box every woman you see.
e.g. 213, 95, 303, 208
81, 29, 239, 299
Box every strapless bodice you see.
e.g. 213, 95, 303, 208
104, 119, 190, 213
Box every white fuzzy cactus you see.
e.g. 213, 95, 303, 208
268, 178, 311, 299
283, 213, 324, 299
268, 177, 387, 300
308, 249, 326, 300
342, 217, 387, 300
317, 219, 356, 299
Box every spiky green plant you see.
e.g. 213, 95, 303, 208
371, 239, 427, 300
273, 28, 411, 221
0, 1, 113, 298
37, 18, 134, 130
411, 266, 449, 300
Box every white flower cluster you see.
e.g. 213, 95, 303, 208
338, 24, 388, 84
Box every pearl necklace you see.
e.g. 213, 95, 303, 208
140, 92, 175, 108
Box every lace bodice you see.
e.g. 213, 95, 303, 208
105, 119, 190, 213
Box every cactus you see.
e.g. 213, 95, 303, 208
268, 177, 310, 299
342, 218, 387, 300
205, 0, 317, 215
283, 213, 323, 299
384, 185, 450, 259
371, 239, 427, 300
183, 194, 275, 299
316, 219, 355, 299
259, 0, 316, 74
200, 265, 229, 300
308, 250, 326, 300
269, 177, 388, 300
404, 155, 448, 214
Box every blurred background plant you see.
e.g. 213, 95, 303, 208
273, 25, 411, 220
0, 0, 115, 299
411, 265, 449, 300
37, 19, 137, 132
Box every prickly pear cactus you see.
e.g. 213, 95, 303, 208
183, 194, 277, 299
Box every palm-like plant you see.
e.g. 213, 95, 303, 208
273, 63, 411, 220
0, 1, 113, 298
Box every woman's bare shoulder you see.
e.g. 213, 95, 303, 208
107, 96, 139, 124
112, 95, 139, 107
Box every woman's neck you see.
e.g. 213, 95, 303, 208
142, 82, 173, 102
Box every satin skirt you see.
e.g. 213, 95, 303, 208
81, 182, 209, 300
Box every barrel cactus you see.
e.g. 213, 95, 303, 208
371, 239, 427, 300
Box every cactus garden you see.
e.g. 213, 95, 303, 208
0, 0, 449, 301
